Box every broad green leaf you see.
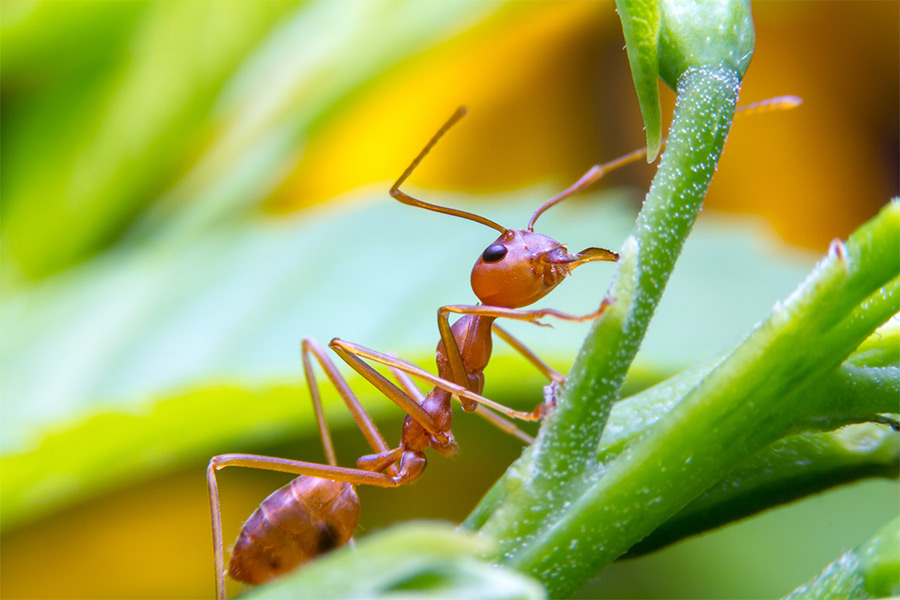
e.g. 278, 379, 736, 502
242, 522, 545, 600
0, 191, 818, 530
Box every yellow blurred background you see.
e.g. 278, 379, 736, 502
271, 1, 897, 250
1, 1, 897, 599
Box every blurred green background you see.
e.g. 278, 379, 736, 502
1, 1, 897, 598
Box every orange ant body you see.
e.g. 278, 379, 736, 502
207, 97, 800, 598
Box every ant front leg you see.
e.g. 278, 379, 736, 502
491, 322, 566, 415
326, 341, 450, 445
438, 300, 612, 330
437, 300, 612, 418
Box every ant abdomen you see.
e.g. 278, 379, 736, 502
228, 476, 359, 584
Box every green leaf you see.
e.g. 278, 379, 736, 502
858, 516, 900, 598
0, 0, 501, 282
1, 1, 296, 280
785, 516, 900, 599
615, 0, 662, 159
241, 522, 545, 600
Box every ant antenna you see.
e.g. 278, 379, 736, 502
527, 147, 646, 230
391, 107, 507, 234
527, 95, 803, 231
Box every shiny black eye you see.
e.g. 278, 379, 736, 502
482, 243, 508, 263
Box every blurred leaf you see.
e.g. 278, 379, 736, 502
0, 191, 820, 531
0, 0, 503, 282
242, 521, 545, 600
784, 516, 900, 599
0, 1, 296, 280
0, 1, 145, 81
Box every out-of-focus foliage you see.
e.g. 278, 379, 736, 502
2, 194, 824, 532
242, 522, 546, 600
1, 1, 897, 599
785, 516, 900, 599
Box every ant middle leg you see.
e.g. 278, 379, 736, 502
329, 301, 611, 425
329, 338, 546, 423
302, 337, 401, 475
209, 339, 420, 599
388, 360, 534, 444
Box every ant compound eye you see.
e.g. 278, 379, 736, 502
482, 243, 508, 263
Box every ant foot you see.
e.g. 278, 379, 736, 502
535, 381, 563, 418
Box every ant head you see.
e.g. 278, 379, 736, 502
471, 229, 617, 308
391, 107, 617, 309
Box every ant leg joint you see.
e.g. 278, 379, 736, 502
393, 451, 427, 485
300, 336, 320, 351
328, 337, 346, 350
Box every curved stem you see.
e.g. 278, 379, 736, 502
474, 65, 743, 596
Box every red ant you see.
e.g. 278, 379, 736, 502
207, 97, 800, 599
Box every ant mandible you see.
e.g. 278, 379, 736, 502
206, 96, 800, 598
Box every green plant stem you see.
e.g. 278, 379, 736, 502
493, 202, 898, 597
465, 339, 900, 539
536, 63, 741, 492
628, 424, 899, 557
474, 65, 742, 591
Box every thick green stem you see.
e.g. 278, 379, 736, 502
475, 65, 742, 591
537, 63, 740, 486
628, 424, 899, 557
497, 202, 898, 596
